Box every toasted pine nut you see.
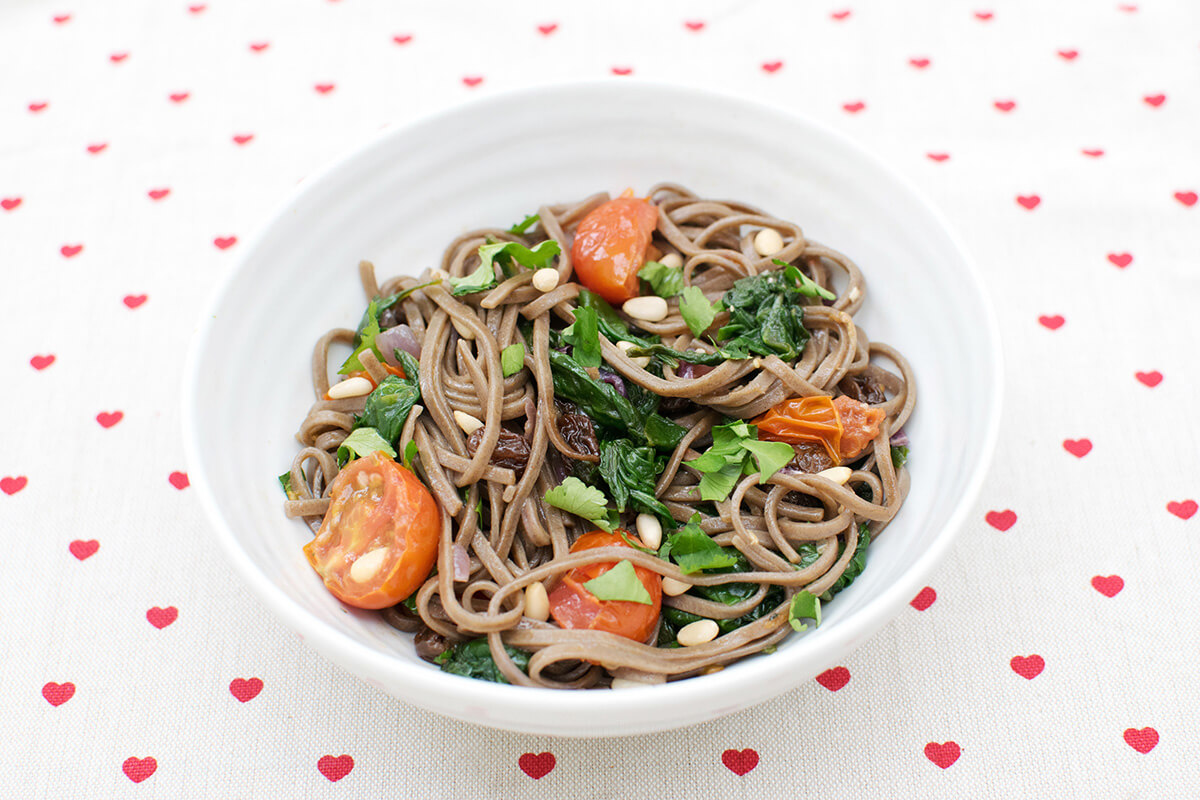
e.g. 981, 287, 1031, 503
753, 228, 785, 256
816, 466, 852, 485
662, 577, 691, 596
622, 295, 669, 322
677, 619, 719, 647
327, 376, 373, 399
524, 582, 550, 621
635, 513, 662, 550
658, 252, 683, 269
453, 410, 484, 435
531, 268, 559, 293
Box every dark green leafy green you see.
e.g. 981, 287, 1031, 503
582, 559, 653, 604
659, 514, 739, 574
561, 305, 601, 368
679, 285, 718, 337
658, 549, 784, 642
435, 638, 530, 684
716, 269, 812, 360
891, 445, 909, 469
598, 439, 672, 521
355, 351, 421, 444
793, 523, 871, 602
638, 260, 684, 297
773, 259, 837, 301
339, 283, 436, 374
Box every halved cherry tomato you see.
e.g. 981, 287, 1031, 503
548, 530, 662, 642
753, 395, 886, 462
304, 451, 439, 609
570, 195, 659, 305
325, 363, 406, 399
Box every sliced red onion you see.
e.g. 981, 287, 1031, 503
597, 368, 627, 396
678, 362, 715, 379
452, 544, 470, 581
375, 324, 421, 365
890, 428, 909, 447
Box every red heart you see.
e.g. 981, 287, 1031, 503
1168, 500, 1198, 520
518, 752, 556, 779
910, 586, 936, 610
831, 10, 851, 20
985, 509, 1017, 531
69, 540, 99, 560
537, 23, 558, 35
1063, 438, 1092, 458
1, 476, 28, 495
232, 133, 254, 145
720, 748, 759, 776
761, 61, 783, 73
53, 14, 71, 23
96, 410, 124, 428
314, 83, 335, 94
1058, 49, 1078, 60
229, 677, 263, 702
1135, 370, 1162, 387
909, 57, 930, 68
462, 76, 484, 87
924, 741, 961, 769
1143, 94, 1166, 107
926, 153, 950, 162
169, 471, 190, 490
30, 354, 55, 370
392, 34, 413, 45
318, 754, 354, 782
994, 100, 1016, 112
42, 681, 75, 706
188, 4, 206, 13
123, 294, 148, 309
684, 20, 705, 31
1124, 727, 1158, 754
815, 666, 850, 691
123, 756, 157, 783
1, 197, 21, 211
148, 188, 170, 201
1174, 191, 1197, 207
146, 606, 178, 629
974, 10, 994, 20
611, 67, 633, 76
214, 235, 238, 250
61, 244, 83, 258
1038, 314, 1064, 330
1091, 575, 1124, 597
1082, 148, 1105, 157
169, 92, 190, 103
1118, 3, 1138, 10
1107, 252, 1132, 268
29, 101, 49, 113
1010, 654, 1045, 679
87, 143, 107, 154
248, 41, 269, 52
842, 101, 865, 113
110, 52, 129, 63
1017, 194, 1041, 210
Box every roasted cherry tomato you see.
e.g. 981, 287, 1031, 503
570, 195, 659, 305
304, 451, 439, 609
548, 530, 662, 642
831, 395, 886, 460
754, 395, 886, 462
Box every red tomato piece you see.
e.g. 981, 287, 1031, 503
570, 195, 659, 305
548, 530, 662, 642
831, 395, 886, 460
304, 451, 440, 609
753, 395, 843, 462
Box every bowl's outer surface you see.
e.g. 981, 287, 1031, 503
184, 82, 1002, 736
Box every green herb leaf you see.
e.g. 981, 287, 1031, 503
563, 305, 601, 368
679, 285, 718, 337
697, 461, 745, 503
338, 297, 385, 375
685, 420, 790, 502
337, 427, 397, 462
278, 470, 297, 500
402, 440, 419, 470
501, 343, 526, 377
507, 213, 540, 235
774, 259, 837, 301
436, 638, 530, 684
740, 439, 796, 482
356, 355, 421, 444
450, 240, 562, 296
625, 343, 726, 367
582, 559, 653, 604
543, 476, 617, 532
891, 445, 909, 469
661, 514, 740, 574
638, 260, 684, 297
787, 590, 822, 632
577, 289, 657, 349
599, 439, 673, 521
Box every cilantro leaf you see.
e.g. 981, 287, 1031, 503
562, 305, 601, 368
450, 239, 562, 296
660, 514, 739, 574
338, 297, 385, 375
337, 427, 397, 462
543, 477, 617, 532
788, 590, 822, 632
582, 559, 653, 604
740, 439, 795, 482
638, 261, 684, 297
501, 343, 526, 377
679, 285, 718, 337
507, 213, 540, 235
891, 445, 909, 469
278, 470, 298, 500
685, 420, 791, 502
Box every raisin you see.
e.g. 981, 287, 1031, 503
837, 373, 886, 405
554, 400, 599, 458
788, 440, 838, 473
466, 427, 530, 474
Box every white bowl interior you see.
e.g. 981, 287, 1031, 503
184, 83, 1001, 736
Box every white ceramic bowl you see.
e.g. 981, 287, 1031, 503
183, 82, 1002, 737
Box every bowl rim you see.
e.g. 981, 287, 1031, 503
182, 79, 1004, 735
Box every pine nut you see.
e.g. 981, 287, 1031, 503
622, 295, 669, 322
635, 513, 662, 550
531, 268, 559, 293
662, 577, 691, 596
676, 619, 719, 647
610, 678, 652, 690
658, 252, 683, 269
524, 582, 550, 621
616, 339, 650, 367
753, 228, 785, 257
817, 466, 852, 485
453, 410, 484, 435
847, 285, 861, 302
327, 376, 373, 399
349, 547, 389, 583
702, 665, 725, 675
